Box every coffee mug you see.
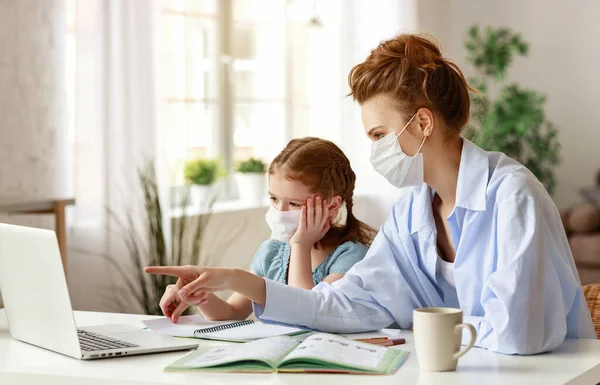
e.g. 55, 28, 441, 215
413, 307, 476, 372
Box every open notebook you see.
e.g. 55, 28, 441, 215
165, 333, 408, 374
142, 315, 307, 343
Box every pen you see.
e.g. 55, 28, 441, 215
370, 338, 405, 347
355, 337, 388, 343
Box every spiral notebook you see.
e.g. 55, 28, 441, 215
142, 315, 307, 343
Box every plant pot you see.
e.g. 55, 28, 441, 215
188, 184, 213, 210
236, 172, 266, 205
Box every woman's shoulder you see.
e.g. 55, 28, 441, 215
486, 153, 551, 205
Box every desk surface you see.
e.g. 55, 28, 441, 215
1, 310, 600, 385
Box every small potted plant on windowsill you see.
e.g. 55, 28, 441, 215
184, 158, 222, 209
236, 158, 267, 205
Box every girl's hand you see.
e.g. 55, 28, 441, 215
289, 196, 330, 248
144, 266, 233, 308
158, 283, 191, 323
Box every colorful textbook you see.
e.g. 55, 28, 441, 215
165, 333, 408, 374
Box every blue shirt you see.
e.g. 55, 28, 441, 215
250, 239, 368, 284
254, 139, 595, 355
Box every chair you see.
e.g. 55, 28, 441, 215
582, 284, 600, 339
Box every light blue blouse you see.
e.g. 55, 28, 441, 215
251, 239, 367, 284
253, 139, 596, 355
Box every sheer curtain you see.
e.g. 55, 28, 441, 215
338, 0, 418, 228
69, 0, 163, 310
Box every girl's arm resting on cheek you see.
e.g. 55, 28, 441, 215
287, 243, 315, 290
287, 197, 331, 290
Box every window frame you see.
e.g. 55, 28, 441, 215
161, 0, 293, 200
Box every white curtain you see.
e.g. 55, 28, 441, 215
69, 0, 162, 311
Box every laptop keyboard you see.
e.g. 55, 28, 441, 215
78, 330, 139, 352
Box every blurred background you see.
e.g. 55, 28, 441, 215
1, 0, 600, 314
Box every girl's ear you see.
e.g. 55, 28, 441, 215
327, 195, 343, 218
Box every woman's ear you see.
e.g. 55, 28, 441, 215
416, 107, 434, 138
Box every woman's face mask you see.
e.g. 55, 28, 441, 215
369, 113, 426, 189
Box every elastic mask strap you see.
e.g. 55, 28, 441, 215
395, 113, 417, 138
416, 135, 427, 154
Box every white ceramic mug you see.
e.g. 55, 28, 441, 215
413, 307, 477, 372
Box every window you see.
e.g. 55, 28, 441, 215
161, 0, 289, 196
160, 0, 344, 197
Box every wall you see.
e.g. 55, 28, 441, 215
0, 0, 69, 198
0, 0, 69, 307
417, 0, 600, 209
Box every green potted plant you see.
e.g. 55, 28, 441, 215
184, 158, 222, 209
236, 158, 267, 205
463, 25, 561, 195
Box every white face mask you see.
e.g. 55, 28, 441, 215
265, 206, 302, 243
369, 114, 426, 189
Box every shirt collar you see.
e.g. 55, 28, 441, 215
454, 138, 489, 211
410, 138, 489, 235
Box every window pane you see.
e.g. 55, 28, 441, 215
233, 0, 285, 22
232, 22, 285, 100
164, 102, 217, 160
161, 14, 217, 100
163, 0, 217, 15
233, 103, 285, 162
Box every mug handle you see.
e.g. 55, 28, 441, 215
453, 323, 477, 360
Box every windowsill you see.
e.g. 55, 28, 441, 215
170, 199, 268, 218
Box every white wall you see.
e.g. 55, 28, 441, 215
416, 0, 600, 209
0, 0, 69, 198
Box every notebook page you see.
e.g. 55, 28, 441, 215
142, 315, 230, 337
281, 333, 387, 370
200, 322, 304, 341
183, 336, 299, 368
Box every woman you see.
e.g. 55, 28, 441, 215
147, 34, 595, 355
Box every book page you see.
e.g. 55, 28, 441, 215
281, 333, 387, 370
142, 315, 230, 338
201, 322, 305, 341
183, 336, 299, 368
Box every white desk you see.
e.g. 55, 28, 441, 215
1, 310, 600, 385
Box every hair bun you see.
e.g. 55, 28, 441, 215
404, 34, 444, 71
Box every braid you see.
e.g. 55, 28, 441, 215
270, 137, 376, 247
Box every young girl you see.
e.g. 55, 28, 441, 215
151, 137, 375, 322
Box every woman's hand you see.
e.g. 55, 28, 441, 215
145, 266, 235, 311
289, 196, 330, 248
145, 265, 268, 309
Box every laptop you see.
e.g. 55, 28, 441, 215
0, 223, 198, 359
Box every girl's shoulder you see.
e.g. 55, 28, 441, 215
250, 239, 290, 279
331, 240, 368, 257
323, 241, 369, 275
